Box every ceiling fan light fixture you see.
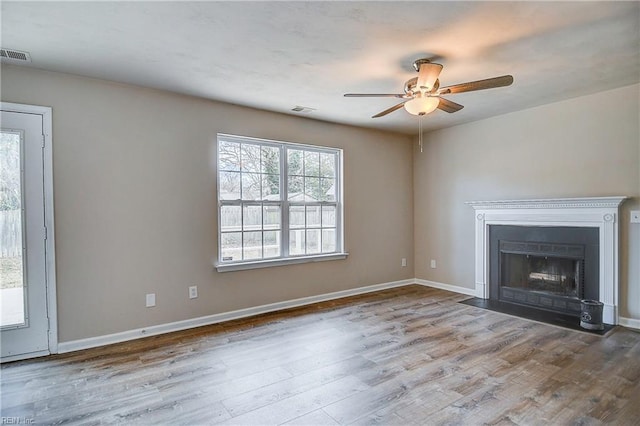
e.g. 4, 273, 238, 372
404, 95, 439, 116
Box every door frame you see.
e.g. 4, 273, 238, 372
1, 102, 57, 359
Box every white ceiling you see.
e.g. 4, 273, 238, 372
1, 1, 639, 135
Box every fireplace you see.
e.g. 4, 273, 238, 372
489, 225, 599, 317
466, 197, 626, 325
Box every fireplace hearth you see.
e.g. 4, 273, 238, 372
489, 225, 599, 317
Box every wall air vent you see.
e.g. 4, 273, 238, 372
0, 48, 32, 63
291, 106, 316, 113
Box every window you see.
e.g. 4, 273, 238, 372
216, 134, 345, 271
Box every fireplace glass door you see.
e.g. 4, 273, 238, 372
497, 240, 586, 314
500, 253, 581, 298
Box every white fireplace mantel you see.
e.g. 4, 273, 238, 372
466, 196, 627, 324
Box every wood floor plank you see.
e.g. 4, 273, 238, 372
221, 355, 374, 417
217, 375, 369, 425
283, 409, 340, 426
2, 285, 639, 425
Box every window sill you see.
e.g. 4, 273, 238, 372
215, 252, 349, 272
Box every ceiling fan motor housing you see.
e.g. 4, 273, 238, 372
404, 77, 440, 95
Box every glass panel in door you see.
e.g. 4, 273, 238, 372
0, 131, 26, 328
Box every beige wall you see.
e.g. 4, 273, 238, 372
1, 65, 415, 342
414, 84, 640, 319
3, 63, 638, 342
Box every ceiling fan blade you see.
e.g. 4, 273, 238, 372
437, 97, 464, 113
372, 101, 407, 118
417, 63, 443, 91
344, 93, 407, 98
439, 75, 514, 95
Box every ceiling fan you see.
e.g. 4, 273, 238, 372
344, 58, 514, 118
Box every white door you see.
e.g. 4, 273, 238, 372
0, 105, 56, 361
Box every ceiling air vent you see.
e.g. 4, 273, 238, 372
0, 48, 32, 63
291, 106, 316, 114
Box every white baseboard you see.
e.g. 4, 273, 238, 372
414, 279, 479, 297
619, 316, 640, 330
58, 277, 639, 354
57, 278, 415, 354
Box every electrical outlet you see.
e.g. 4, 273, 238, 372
401, 258, 407, 267
145, 293, 156, 307
189, 286, 198, 299
430, 259, 437, 269
631, 210, 640, 223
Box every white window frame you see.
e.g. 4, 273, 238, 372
215, 134, 347, 272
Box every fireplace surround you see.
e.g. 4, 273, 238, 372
466, 197, 626, 325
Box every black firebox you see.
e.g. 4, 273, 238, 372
489, 225, 599, 317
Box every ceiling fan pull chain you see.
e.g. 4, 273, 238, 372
419, 113, 424, 153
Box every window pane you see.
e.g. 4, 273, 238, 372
306, 206, 321, 228
220, 205, 241, 232
243, 231, 262, 260
241, 173, 261, 200
304, 177, 321, 201
322, 205, 336, 227
1, 132, 25, 327
219, 171, 241, 200
218, 135, 341, 264
263, 205, 281, 230
243, 205, 262, 231
261, 146, 280, 174
218, 141, 241, 171
289, 230, 305, 255
304, 151, 320, 177
320, 178, 336, 201
221, 232, 242, 261
264, 231, 280, 258
288, 149, 303, 176
290, 205, 305, 228
241, 144, 261, 172
320, 153, 335, 178
262, 174, 280, 200
322, 229, 336, 253
306, 229, 321, 254
288, 175, 303, 201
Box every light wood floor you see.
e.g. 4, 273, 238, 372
2, 285, 640, 425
